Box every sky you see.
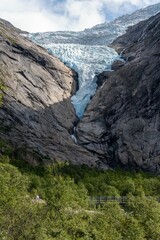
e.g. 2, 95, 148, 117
0, 0, 160, 32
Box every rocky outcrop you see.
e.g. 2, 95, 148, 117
1, 13, 160, 172
77, 13, 160, 172
0, 18, 28, 34
0, 20, 99, 166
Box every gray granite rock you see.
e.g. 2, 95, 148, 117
77, 13, 160, 173
0, 20, 98, 166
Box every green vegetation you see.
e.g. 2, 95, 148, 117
0, 81, 5, 106
0, 153, 160, 240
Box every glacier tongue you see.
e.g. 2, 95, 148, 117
40, 43, 119, 118
28, 3, 160, 118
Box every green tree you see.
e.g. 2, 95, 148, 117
122, 215, 145, 240
0, 82, 5, 106
0, 162, 46, 240
126, 194, 160, 240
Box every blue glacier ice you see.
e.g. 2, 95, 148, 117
43, 43, 119, 118
27, 38, 120, 117
28, 3, 160, 117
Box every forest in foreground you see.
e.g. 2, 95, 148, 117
0, 141, 160, 240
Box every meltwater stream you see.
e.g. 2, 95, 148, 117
29, 41, 119, 118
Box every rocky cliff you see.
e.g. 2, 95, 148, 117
77, 13, 160, 172
0, 12, 160, 172
0, 20, 98, 166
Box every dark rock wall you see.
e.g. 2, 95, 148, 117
77, 13, 160, 172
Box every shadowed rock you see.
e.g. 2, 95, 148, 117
77, 13, 160, 173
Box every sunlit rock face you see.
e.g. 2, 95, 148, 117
0, 19, 99, 166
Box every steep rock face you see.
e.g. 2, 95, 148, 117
77, 13, 160, 172
0, 20, 98, 166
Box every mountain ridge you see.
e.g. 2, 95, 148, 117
28, 2, 160, 45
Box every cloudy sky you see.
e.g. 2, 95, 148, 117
0, 0, 160, 32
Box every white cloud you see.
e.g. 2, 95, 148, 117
0, 0, 60, 32
0, 0, 159, 32
64, 0, 105, 30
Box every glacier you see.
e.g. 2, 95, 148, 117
28, 2, 160, 118
43, 43, 119, 118
27, 38, 120, 118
